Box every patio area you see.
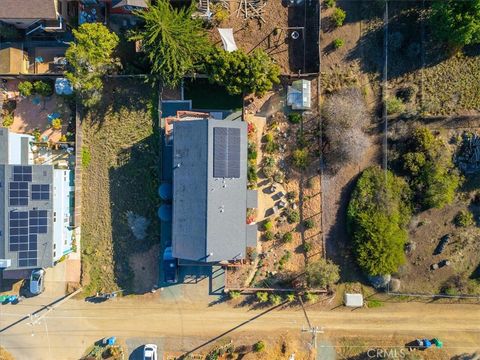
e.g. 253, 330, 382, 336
4, 79, 72, 143
32, 47, 67, 74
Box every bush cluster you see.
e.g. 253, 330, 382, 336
402, 127, 461, 209
455, 210, 474, 227
18, 81, 52, 97
332, 38, 345, 49
347, 166, 411, 276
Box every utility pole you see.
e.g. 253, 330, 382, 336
298, 295, 324, 349
28, 287, 82, 327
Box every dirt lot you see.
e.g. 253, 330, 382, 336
81, 78, 160, 295
208, 0, 319, 74
387, 120, 480, 295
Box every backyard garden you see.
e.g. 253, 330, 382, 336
1, 79, 74, 143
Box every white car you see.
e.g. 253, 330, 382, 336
143, 344, 157, 360
29, 269, 45, 295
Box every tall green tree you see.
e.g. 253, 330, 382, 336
66, 23, 119, 108
347, 166, 411, 276
430, 0, 480, 47
205, 49, 280, 97
130, 0, 211, 87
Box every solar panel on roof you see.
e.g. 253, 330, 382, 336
31, 184, 50, 201
9, 209, 42, 267
213, 127, 241, 178
9, 182, 29, 206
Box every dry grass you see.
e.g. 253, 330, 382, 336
0, 347, 15, 360
81, 78, 160, 295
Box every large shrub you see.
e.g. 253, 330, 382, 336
402, 127, 461, 209
205, 48, 280, 97
347, 166, 412, 276
323, 88, 370, 171
305, 258, 340, 288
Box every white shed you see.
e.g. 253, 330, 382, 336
287, 80, 311, 110
344, 293, 363, 307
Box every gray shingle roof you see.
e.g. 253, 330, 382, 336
0, 0, 57, 20
172, 119, 248, 262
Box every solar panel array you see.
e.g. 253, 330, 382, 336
9, 181, 29, 206
213, 127, 241, 178
13, 166, 32, 182
31, 184, 50, 201
7, 166, 48, 268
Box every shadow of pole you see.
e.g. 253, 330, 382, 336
178, 302, 286, 359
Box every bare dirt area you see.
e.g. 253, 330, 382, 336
81, 78, 160, 295
209, 0, 319, 74
387, 120, 480, 295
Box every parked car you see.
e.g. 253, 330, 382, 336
434, 235, 450, 255
29, 269, 45, 295
143, 344, 157, 360
413, 339, 432, 350
163, 247, 178, 284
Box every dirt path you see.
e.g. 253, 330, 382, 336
1, 296, 479, 359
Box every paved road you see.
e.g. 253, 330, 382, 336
0, 294, 479, 360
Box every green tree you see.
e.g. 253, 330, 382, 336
66, 23, 119, 107
347, 166, 412, 276
402, 127, 461, 209
205, 48, 280, 97
130, 0, 211, 87
430, 0, 480, 47
305, 258, 340, 288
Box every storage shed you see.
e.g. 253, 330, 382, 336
344, 293, 363, 307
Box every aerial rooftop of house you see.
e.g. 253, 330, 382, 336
172, 118, 256, 263
0, 128, 73, 275
0, 0, 58, 21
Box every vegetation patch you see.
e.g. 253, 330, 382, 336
81, 79, 159, 295
347, 166, 411, 276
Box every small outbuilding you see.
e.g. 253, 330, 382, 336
287, 79, 311, 110
344, 293, 363, 308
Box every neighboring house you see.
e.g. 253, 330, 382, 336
111, 0, 148, 13
0, 128, 74, 277
172, 118, 257, 263
0, 0, 64, 32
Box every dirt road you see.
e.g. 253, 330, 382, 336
0, 293, 479, 360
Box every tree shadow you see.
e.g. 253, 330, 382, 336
346, 1, 450, 80
324, 173, 366, 284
